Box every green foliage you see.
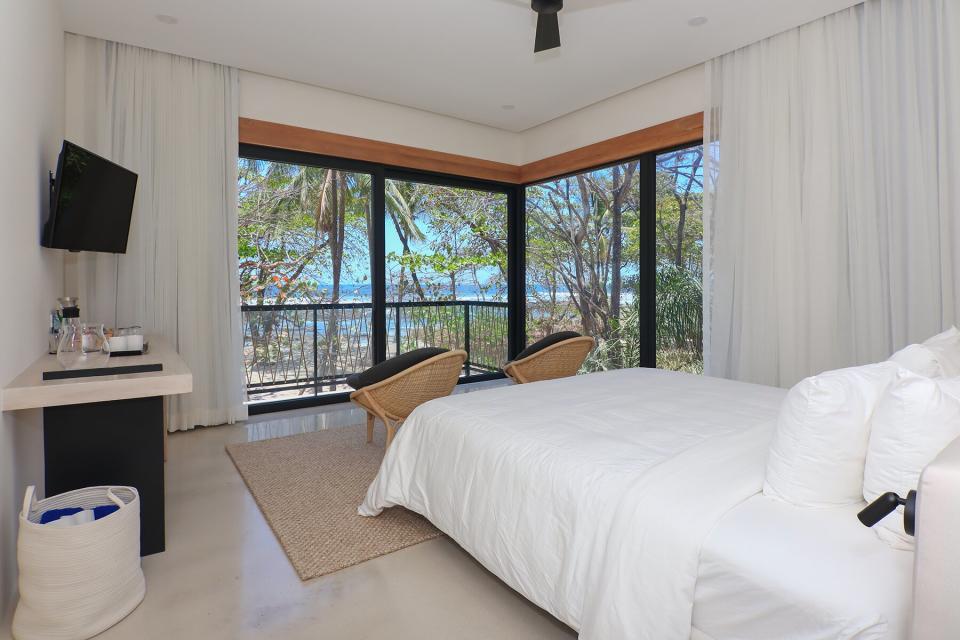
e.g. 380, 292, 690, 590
655, 262, 703, 355
524, 164, 640, 338
654, 151, 704, 273
655, 348, 704, 375
385, 180, 508, 302
582, 297, 645, 372
237, 158, 372, 303
581, 263, 703, 374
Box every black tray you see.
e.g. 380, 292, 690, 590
42, 363, 163, 381
108, 341, 148, 357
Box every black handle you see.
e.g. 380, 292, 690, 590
857, 490, 916, 536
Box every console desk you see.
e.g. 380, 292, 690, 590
0, 338, 192, 555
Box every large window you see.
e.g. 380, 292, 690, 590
238, 147, 514, 409
237, 139, 702, 410
524, 143, 704, 374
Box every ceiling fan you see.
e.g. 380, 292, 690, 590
532, 0, 564, 52
506, 0, 626, 53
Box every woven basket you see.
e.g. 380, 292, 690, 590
13, 485, 146, 640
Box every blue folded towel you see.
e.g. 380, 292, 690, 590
40, 504, 120, 525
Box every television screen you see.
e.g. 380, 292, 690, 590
42, 141, 138, 253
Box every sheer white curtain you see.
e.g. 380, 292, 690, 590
64, 34, 247, 430
703, 0, 960, 387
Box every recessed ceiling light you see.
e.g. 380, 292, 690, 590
155, 14, 179, 25
501, 104, 516, 111
687, 16, 708, 27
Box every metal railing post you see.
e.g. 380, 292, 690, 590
313, 307, 319, 395
394, 303, 402, 357
464, 302, 471, 376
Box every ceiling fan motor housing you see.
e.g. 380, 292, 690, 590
532, 0, 563, 14
532, 0, 563, 52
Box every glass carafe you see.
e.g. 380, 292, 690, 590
57, 322, 111, 370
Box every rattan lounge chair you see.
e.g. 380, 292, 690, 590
502, 333, 596, 384
349, 349, 467, 448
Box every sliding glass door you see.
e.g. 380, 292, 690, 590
384, 178, 509, 376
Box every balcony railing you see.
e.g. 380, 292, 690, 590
241, 301, 509, 401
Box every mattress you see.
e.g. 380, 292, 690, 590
694, 495, 914, 640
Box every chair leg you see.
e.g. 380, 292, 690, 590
366, 412, 375, 443
385, 421, 397, 448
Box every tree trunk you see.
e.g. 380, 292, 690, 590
610, 166, 623, 325
330, 172, 343, 303
674, 201, 687, 267
390, 215, 426, 300
673, 151, 701, 268
608, 162, 637, 336
324, 172, 345, 391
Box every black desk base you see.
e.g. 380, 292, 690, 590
43, 396, 165, 556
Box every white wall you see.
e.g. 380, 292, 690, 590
240, 71, 524, 165
520, 64, 706, 164
240, 65, 706, 168
0, 0, 65, 626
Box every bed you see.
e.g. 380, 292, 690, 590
359, 368, 915, 639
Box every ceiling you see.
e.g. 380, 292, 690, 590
61, 0, 862, 132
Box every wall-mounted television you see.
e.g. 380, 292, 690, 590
42, 140, 138, 253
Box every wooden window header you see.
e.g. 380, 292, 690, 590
518, 113, 704, 183
239, 112, 704, 185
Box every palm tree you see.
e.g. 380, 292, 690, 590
384, 180, 426, 300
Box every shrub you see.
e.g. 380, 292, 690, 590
583, 262, 703, 373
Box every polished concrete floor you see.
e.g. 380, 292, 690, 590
59, 401, 577, 639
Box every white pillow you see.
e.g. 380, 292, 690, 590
763, 362, 901, 507
863, 374, 960, 550
886, 327, 960, 377
888, 343, 944, 377
923, 326, 960, 375
924, 325, 960, 346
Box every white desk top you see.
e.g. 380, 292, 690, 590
1, 337, 193, 411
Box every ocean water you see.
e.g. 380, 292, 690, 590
250, 283, 633, 305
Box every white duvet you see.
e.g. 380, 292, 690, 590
360, 368, 786, 639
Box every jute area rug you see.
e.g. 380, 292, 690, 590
226, 424, 441, 580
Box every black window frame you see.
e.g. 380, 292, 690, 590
239, 143, 521, 415
240, 138, 703, 415
522, 139, 705, 371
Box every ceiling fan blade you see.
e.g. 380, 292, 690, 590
564, 0, 629, 13
534, 12, 561, 52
